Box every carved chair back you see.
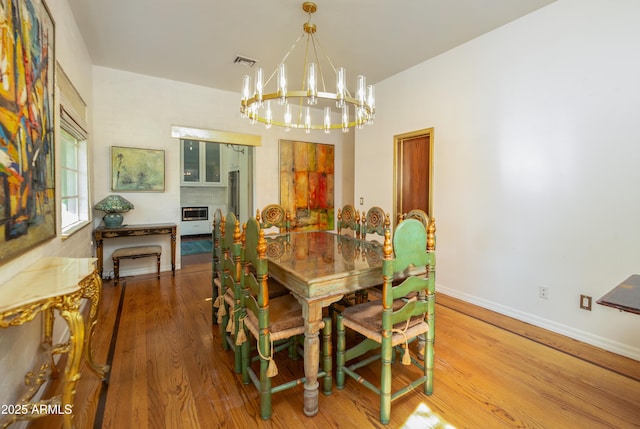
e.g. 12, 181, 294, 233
337, 204, 361, 238
257, 204, 292, 235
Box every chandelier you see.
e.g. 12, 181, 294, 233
240, 2, 375, 133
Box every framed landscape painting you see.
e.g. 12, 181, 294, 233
0, 0, 56, 264
111, 146, 165, 192
279, 140, 334, 231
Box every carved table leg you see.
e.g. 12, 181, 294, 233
302, 301, 321, 417
299, 295, 342, 416
170, 231, 177, 275
81, 270, 110, 378
42, 308, 60, 379
59, 293, 85, 429
96, 237, 104, 279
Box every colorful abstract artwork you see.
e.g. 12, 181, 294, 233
0, 0, 55, 264
280, 140, 334, 231
111, 146, 165, 192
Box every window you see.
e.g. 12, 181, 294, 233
58, 65, 90, 237
60, 125, 88, 234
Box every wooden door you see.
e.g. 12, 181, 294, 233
394, 129, 433, 226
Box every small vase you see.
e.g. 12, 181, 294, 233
103, 213, 124, 228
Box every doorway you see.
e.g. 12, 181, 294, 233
172, 126, 259, 266
393, 128, 434, 226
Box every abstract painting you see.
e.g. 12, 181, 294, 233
111, 146, 165, 192
280, 140, 334, 231
0, 0, 55, 264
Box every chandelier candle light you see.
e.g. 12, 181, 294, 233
240, 2, 375, 133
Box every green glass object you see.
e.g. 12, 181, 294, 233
102, 213, 124, 228
94, 195, 134, 228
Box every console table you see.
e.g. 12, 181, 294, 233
94, 223, 177, 279
0, 257, 109, 428
597, 274, 640, 315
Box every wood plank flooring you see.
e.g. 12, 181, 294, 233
28, 260, 640, 429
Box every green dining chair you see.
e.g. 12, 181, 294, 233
357, 210, 390, 305
217, 212, 244, 374
401, 208, 429, 228
238, 216, 332, 420
211, 208, 224, 325
257, 204, 292, 299
361, 206, 386, 240
398, 208, 433, 356
336, 217, 436, 425
257, 204, 292, 234
337, 204, 361, 238
334, 205, 371, 309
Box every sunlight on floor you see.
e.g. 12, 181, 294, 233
400, 403, 455, 429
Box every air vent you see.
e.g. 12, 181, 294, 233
234, 56, 257, 67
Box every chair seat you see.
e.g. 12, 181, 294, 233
223, 288, 237, 338
342, 299, 428, 347
223, 282, 290, 319
244, 294, 305, 342
247, 265, 290, 299
224, 286, 234, 298
112, 245, 161, 258
267, 277, 290, 299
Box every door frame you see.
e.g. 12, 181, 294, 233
393, 128, 434, 227
172, 125, 257, 221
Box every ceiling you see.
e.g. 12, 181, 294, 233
67, 0, 556, 94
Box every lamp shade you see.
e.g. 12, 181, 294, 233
94, 195, 134, 228
94, 195, 134, 213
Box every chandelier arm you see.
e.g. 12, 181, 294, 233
309, 35, 327, 93
312, 34, 354, 98
264, 32, 306, 87
309, 34, 334, 94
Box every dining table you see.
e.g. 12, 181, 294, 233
266, 230, 387, 416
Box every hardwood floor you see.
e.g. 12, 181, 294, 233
28, 261, 640, 429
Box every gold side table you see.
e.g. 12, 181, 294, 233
0, 257, 110, 429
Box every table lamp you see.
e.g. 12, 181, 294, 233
94, 195, 134, 228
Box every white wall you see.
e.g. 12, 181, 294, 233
92, 66, 353, 277
355, 0, 640, 360
0, 0, 95, 414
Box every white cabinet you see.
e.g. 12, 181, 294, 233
180, 219, 211, 236
181, 140, 225, 186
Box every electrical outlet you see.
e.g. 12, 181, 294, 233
359, 197, 364, 205
539, 286, 549, 299
580, 295, 592, 311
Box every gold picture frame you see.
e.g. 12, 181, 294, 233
111, 146, 165, 192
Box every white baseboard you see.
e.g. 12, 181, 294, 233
438, 285, 640, 361
108, 264, 177, 281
